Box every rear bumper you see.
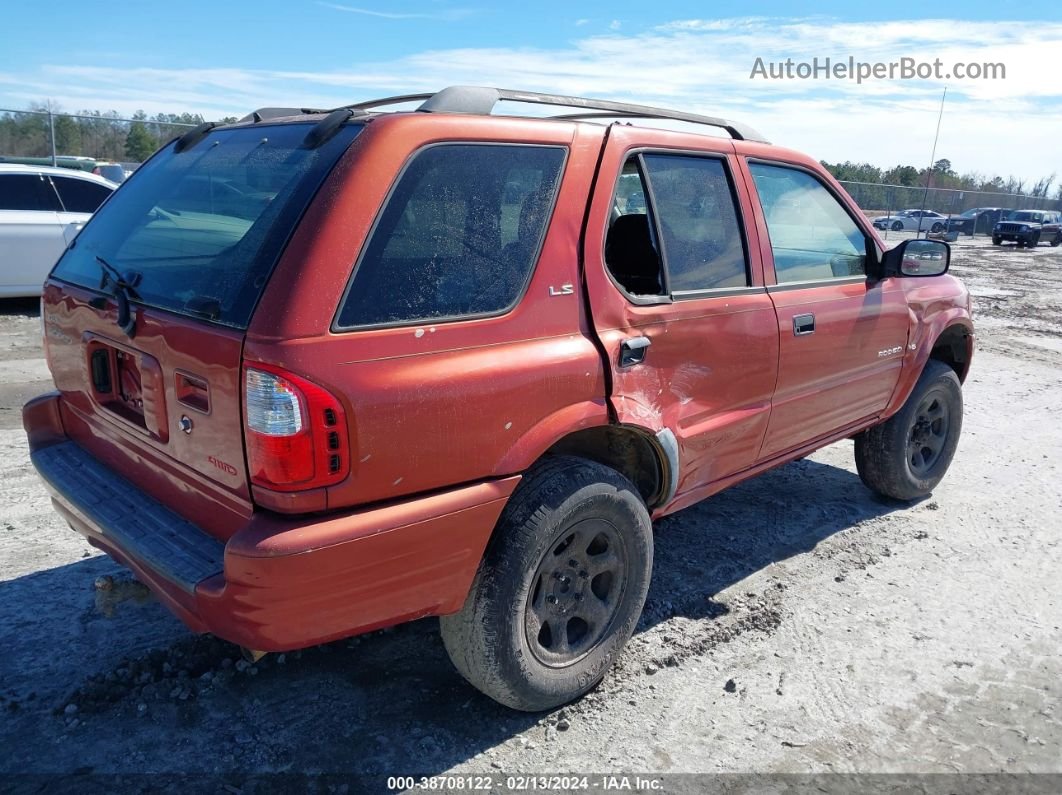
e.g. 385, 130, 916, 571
25, 392, 517, 651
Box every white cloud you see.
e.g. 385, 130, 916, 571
2, 17, 1060, 181
316, 2, 475, 20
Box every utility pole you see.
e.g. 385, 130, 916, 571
916, 87, 947, 238
48, 109, 57, 166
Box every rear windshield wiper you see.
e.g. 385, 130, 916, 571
95, 256, 142, 338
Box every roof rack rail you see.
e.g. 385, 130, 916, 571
417, 86, 769, 143
328, 86, 768, 143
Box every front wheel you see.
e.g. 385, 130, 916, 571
992, 236, 1002, 245
855, 361, 963, 501
930, 222, 944, 233
1026, 233, 1040, 248
891, 221, 904, 232
441, 456, 653, 711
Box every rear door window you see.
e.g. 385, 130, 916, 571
0, 173, 61, 211
335, 144, 566, 329
50, 122, 361, 329
51, 176, 113, 213
603, 153, 749, 298
642, 154, 749, 292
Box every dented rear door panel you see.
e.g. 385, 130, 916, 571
582, 126, 779, 504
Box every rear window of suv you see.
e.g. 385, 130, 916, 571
335, 143, 566, 329
51, 122, 361, 329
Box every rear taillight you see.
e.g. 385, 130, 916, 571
243, 363, 350, 492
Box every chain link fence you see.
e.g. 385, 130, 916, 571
0, 108, 199, 167
838, 179, 1061, 230
3, 107, 1059, 231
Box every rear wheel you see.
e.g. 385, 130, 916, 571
855, 361, 963, 501
1051, 232, 1061, 247
440, 456, 653, 711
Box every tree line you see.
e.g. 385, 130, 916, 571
822, 158, 1060, 202
2, 102, 1057, 205
0, 103, 239, 163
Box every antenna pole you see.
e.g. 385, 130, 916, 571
917, 87, 948, 238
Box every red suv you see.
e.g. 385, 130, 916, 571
24, 87, 973, 711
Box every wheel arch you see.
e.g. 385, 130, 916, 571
542, 424, 677, 510
929, 322, 974, 384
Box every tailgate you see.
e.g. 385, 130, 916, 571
42, 282, 252, 538
37, 120, 363, 538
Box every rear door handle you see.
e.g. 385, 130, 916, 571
793, 313, 815, 336
620, 336, 651, 367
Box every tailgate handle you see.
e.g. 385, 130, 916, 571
620, 336, 651, 367
175, 372, 210, 414
793, 313, 816, 336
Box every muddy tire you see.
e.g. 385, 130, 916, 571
440, 456, 652, 711
855, 360, 963, 501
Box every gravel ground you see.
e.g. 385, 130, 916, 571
0, 234, 1059, 789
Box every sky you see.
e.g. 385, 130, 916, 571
1, 1, 1060, 183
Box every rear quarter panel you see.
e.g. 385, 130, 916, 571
0, 209, 64, 295
247, 115, 611, 509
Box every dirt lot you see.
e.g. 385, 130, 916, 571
1, 233, 1059, 789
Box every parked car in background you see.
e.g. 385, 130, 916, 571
0, 164, 115, 297
871, 209, 948, 233
947, 207, 1012, 236
92, 163, 128, 184
993, 210, 1062, 247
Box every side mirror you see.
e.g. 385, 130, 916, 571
881, 239, 950, 278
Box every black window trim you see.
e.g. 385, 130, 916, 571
602, 147, 754, 305
745, 156, 880, 286
331, 140, 570, 333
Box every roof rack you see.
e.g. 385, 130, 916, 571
328, 85, 769, 143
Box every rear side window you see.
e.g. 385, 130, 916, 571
51, 123, 362, 329
0, 173, 61, 211
51, 176, 113, 213
335, 144, 566, 329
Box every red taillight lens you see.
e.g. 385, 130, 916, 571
243, 363, 350, 491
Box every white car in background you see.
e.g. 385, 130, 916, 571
871, 208, 949, 233
0, 164, 116, 297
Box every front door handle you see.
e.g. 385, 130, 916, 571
793, 313, 815, 336
620, 336, 651, 367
